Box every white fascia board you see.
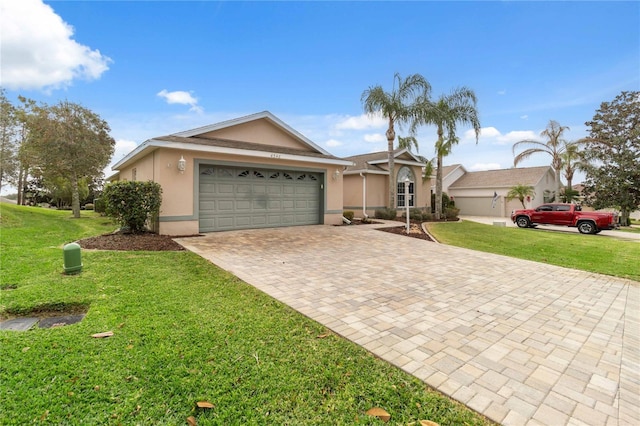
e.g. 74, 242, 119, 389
172, 111, 333, 157
343, 169, 389, 176
112, 139, 353, 170
367, 158, 424, 167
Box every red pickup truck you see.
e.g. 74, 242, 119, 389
510, 203, 618, 234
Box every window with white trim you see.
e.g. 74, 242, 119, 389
396, 166, 415, 207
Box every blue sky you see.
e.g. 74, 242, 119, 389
1, 0, 638, 192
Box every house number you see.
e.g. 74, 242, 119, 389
270, 154, 281, 159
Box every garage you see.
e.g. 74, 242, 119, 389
199, 164, 322, 232
454, 196, 502, 217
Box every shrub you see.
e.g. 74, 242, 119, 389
444, 207, 460, 220
374, 207, 398, 220
343, 210, 355, 221
409, 208, 432, 221
84, 203, 94, 211
94, 197, 106, 214
103, 181, 162, 233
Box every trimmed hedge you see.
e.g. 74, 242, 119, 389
103, 181, 162, 233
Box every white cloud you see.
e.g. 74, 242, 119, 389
363, 133, 385, 143
468, 162, 502, 171
325, 139, 343, 148
497, 130, 537, 144
497, 90, 507, 95
520, 115, 529, 120
113, 139, 138, 159
0, 0, 111, 91
335, 113, 386, 130
157, 89, 203, 113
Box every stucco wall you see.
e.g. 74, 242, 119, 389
344, 165, 430, 218
199, 120, 307, 151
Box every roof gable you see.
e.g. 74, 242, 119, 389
449, 166, 553, 188
343, 148, 425, 174
173, 111, 330, 155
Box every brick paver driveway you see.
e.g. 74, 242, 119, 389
176, 224, 639, 425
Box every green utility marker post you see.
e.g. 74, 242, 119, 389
63, 242, 83, 274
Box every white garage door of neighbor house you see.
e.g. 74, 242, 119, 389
454, 197, 503, 217
198, 165, 322, 232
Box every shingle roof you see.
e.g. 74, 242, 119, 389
435, 164, 464, 179
343, 149, 423, 173
449, 166, 553, 188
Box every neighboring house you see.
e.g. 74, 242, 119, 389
342, 148, 430, 218
431, 164, 466, 196
109, 111, 353, 235
447, 166, 558, 217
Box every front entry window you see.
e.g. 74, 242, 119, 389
396, 166, 415, 208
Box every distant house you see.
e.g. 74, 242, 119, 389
342, 148, 430, 217
446, 166, 558, 217
108, 111, 353, 235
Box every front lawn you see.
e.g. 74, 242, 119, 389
426, 220, 640, 282
0, 204, 492, 425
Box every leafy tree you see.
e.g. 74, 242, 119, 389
45, 176, 90, 208
413, 87, 480, 220
0, 89, 18, 194
362, 73, 431, 208
512, 120, 570, 202
506, 184, 536, 208
24, 100, 115, 218
103, 181, 162, 233
581, 91, 639, 226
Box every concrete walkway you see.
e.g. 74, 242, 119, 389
176, 224, 639, 425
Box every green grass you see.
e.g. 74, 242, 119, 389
0, 204, 492, 425
427, 220, 640, 282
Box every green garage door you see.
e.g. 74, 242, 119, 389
199, 165, 322, 232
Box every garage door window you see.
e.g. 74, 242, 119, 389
396, 166, 415, 208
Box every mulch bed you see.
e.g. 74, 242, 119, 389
377, 223, 434, 241
78, 232, 186, 251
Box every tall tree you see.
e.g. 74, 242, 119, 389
581, 91, 639, 226
512, 120, 570, 203
413, 87, 480, 220
506, 184, 536, 208
362, 73, 431, 209
25, 100, 115, 218
559, 142, 585, 193
0, 89, 18, 194
397, 135, 419, 153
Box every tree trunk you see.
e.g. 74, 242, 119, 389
71, 173, 80, 218
16, 166, 24, 205
434, 125, 445, 220
554, 169, 562, 202
386, 119, 396, 210
435, 153, 443, 220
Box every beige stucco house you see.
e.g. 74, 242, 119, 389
342, 148, 431, 218
109, 111, 353, 235
447, 165, 558, 217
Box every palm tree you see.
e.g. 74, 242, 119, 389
412, 87, 480, 220
560, 142, 585, 192
361, 73, 431, 208
512, 120, 569, 202
506, 184, 536, 208
397, 135, 419, 153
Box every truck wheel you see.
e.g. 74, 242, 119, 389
516, 216, 530, 228
577, 221, 596, 234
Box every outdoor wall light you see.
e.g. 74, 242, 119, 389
332, 169, 340, 180
177, 155, 186, 174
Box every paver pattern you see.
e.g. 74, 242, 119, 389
176, 223, 639, 425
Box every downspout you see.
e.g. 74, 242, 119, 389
359, 172, 369, 219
